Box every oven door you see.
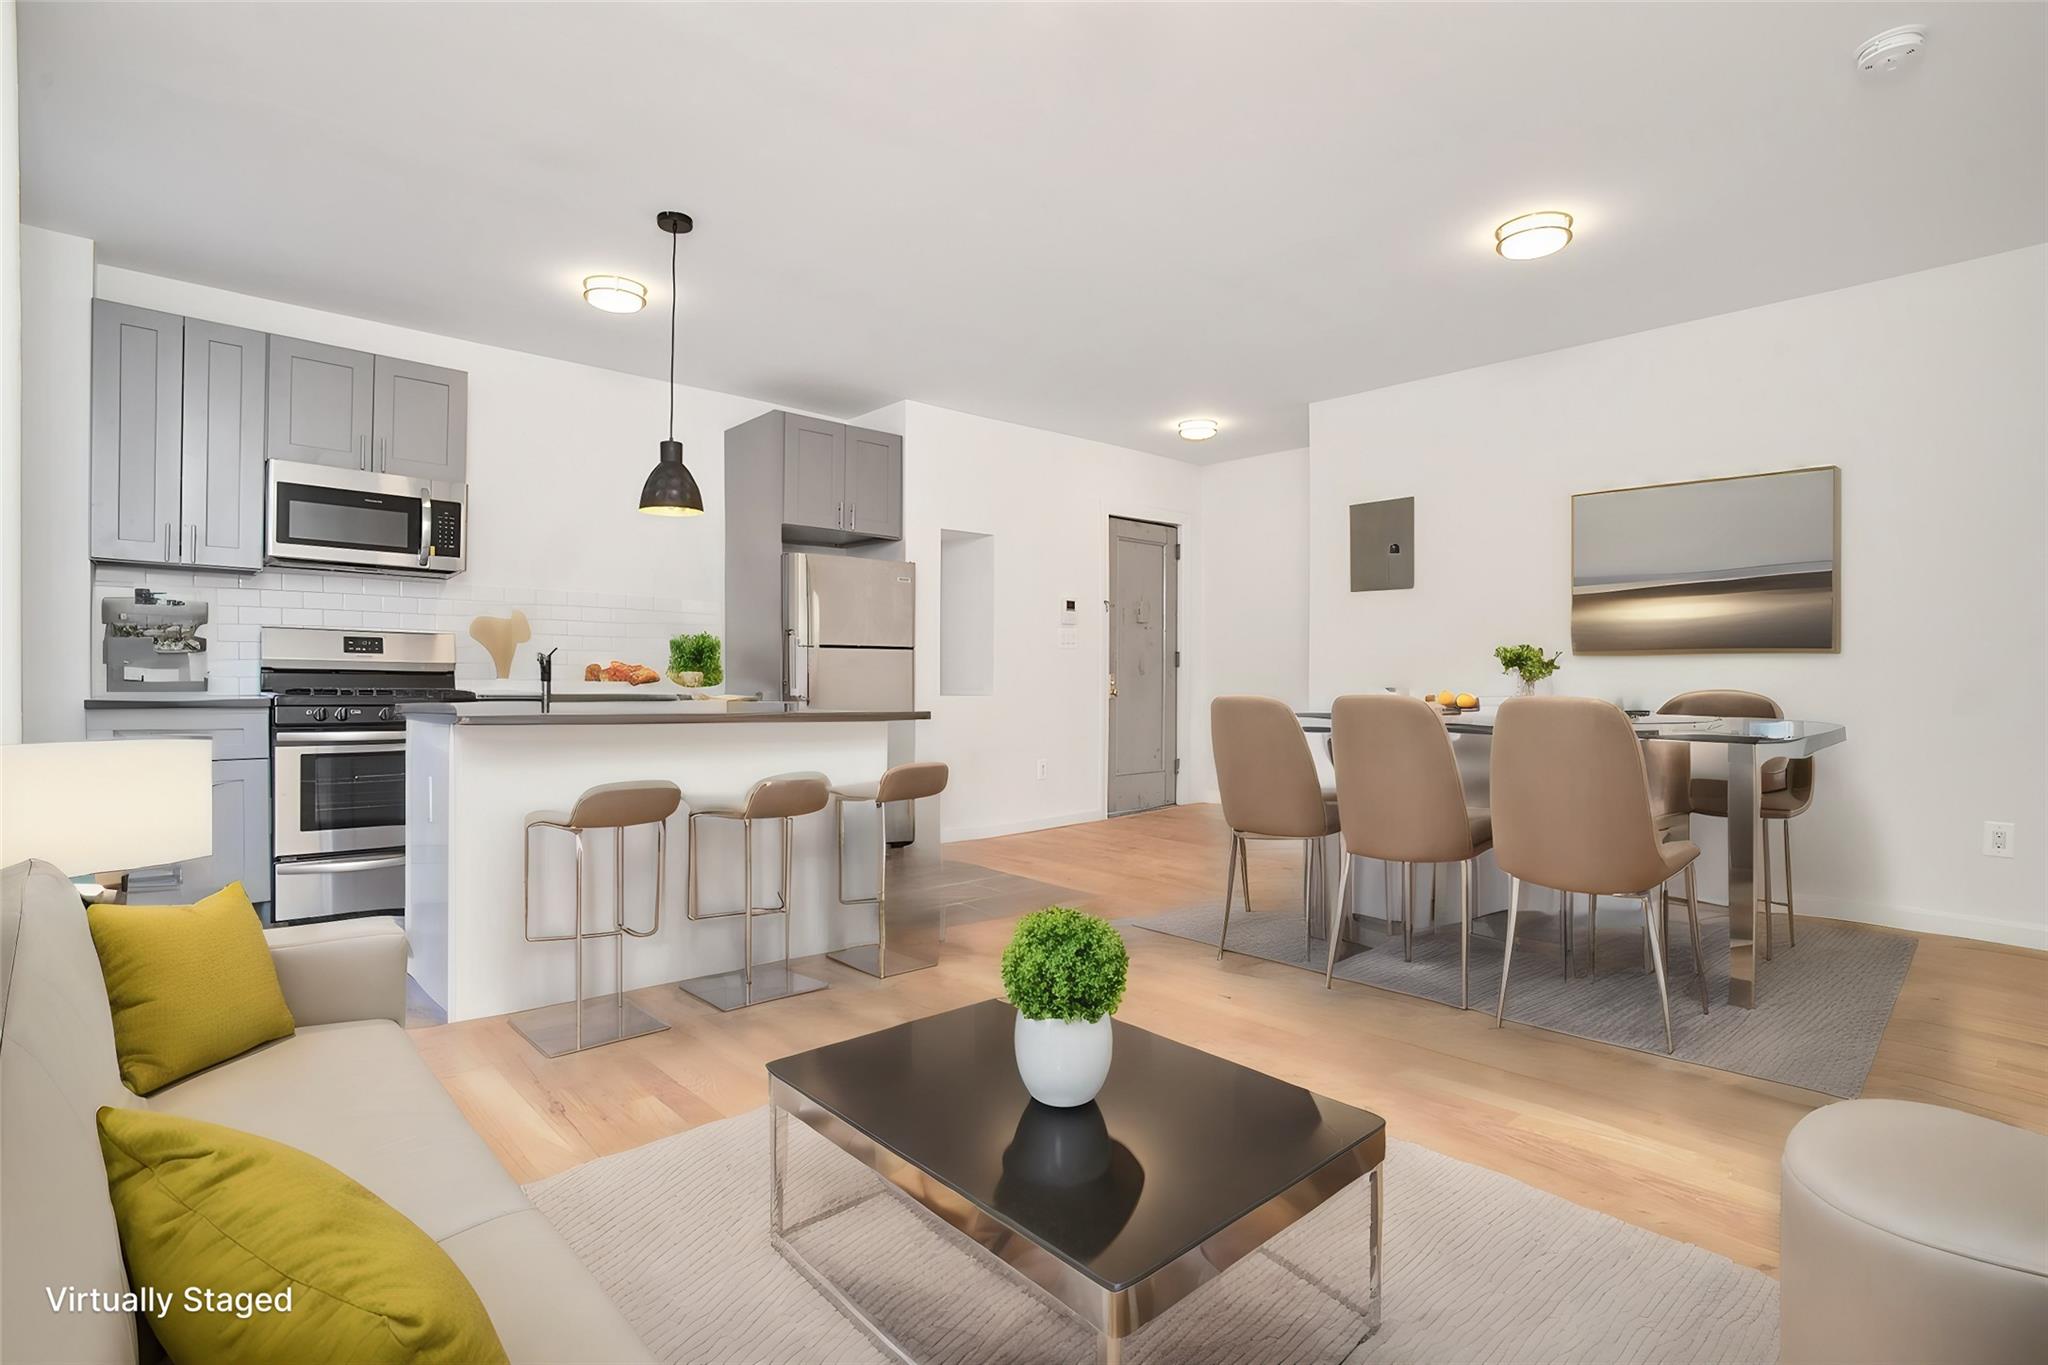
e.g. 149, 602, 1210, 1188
267, 459, 462, 574
274, 730, 406, 857
271, 851, 406, 925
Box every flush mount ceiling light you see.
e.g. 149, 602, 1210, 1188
1177, 418, 1220, 441
639, 211, 705, 518
1495, 211, 1574, 261
582, 274, 648, 313
1855, 25, 1926, 75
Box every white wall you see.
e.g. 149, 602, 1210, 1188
884, 400, 1205, 841
1, 1, 20, 743
18, 225, 91, 741
1308, 246, 2048, 948
1182, 446, 1311, 803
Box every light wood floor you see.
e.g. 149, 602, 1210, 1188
412, 803, 2048, 1277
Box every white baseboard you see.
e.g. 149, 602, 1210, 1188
1789, 894, 2048, 951
941, 807, 1103, 844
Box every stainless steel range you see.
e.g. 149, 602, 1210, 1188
262, 627, 470, 924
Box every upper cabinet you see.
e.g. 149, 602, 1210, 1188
265, 336, 373, 470
267, 337, 467, 481
845, 427, 904, 541
373, 356, 467, 481
91, 302, 266, 571
778, 415, 903, 545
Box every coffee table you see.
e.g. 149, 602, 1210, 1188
766, 998, 1387, 1364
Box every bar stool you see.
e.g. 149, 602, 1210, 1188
825, 761, 950, 978
508, 780, 678, 1058
676, 772, 831, 1012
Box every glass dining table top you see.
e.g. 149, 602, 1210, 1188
1297, 707, 1847, 751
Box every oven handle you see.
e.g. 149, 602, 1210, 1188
419, 487, 433, 568
275, 854, 407, 876
274, 730, 405, 747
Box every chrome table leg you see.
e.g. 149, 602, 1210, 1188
1726, 746, 1762, 1008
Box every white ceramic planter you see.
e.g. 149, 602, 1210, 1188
1013, 1013, 1113, 1108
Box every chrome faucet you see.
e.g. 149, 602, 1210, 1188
536, 647, 558, 714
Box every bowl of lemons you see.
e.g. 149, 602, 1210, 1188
1432, 689, 1481, 714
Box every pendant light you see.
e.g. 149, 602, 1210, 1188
640, 210, 705, 517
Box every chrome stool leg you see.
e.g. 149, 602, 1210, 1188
677, 808, 828, 1011
508, 815, 670, 1058
828, 793, 936, 978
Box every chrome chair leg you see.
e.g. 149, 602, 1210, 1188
1588, 893, 1599, 976
1781, 820, 1797, 948
1644, 883, 1674, 1053
1761, 816, 1775, 962
1218, 832, 1240, 960
1459, 858, 1472, 1010
1326, 851, 1352, 987
1496, 877, 1523, 1027
1403, 861, 1416, 962
1684, 863, 1708, 1015
1383, 861, 1395, 935
1559, 891, 1572, 980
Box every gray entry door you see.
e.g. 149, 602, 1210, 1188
1107, 516, 1179, 816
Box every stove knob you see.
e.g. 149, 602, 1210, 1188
377, 706, 395, 722
334, 707, 356, 722
307, 707, 326, 723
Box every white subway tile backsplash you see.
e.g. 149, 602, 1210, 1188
283, 609, 324, 626
260, 590, 303, 607
218, 588, 262, 606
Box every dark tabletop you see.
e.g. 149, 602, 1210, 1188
767, 998, 1386, 1293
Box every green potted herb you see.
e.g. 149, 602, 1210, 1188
1494, 643, 1563, 697
667, 632, 723, 690
1000, 906, 1128, 1107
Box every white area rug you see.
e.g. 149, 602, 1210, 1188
527, 1108, 1778, 1364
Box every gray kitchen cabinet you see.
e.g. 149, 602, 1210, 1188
845, 427, 904, 540
373, 355, 467, 480
783, 414, 847, 537
267, 334, 374, 470
89, 301, 184, 565
126, 757, 272, 908
182, 320, 268, 571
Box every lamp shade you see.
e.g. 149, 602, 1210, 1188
0, 740, 213, 876
639, 439, 705, 516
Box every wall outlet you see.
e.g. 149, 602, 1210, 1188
1983, 821, 2015, 858
1035, 758, 1048, 780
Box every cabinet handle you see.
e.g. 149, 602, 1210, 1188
163, 523, 172, 560
376, 435, 387, 471
186, 524, 197, 561
359, 434, 370, 469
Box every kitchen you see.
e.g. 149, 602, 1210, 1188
73, 284, 933, 1023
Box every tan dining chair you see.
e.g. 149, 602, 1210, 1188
1211, 696, 1340, 960
1326, 694, 1491, 1006
1655, 689, 1812, 958
1492, 697, 1708, 1052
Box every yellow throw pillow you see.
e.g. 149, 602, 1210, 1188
97, 1107, 509, 1365
87, 883, 296, 1094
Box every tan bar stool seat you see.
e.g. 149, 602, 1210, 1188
826, 761, 949, 979
676, 772, 832, 1011
1211, 696, 1341, 962
509, 780, 680, 1057
1327, 693, 1493, 1006
1492, 698, 1708, 1053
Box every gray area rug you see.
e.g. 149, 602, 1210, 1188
1122, 896, 1913, 1097
528, 1107, 1778, 1364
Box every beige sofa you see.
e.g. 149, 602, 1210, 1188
0, 859, 651, 1364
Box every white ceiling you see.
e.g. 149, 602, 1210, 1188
18, 2, 2047, 464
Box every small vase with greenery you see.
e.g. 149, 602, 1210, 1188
1000, 906, 1128, 1107
667, 632, 723, 689
1494, 643, 1562, 697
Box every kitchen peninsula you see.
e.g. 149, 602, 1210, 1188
404, 699, 930, 1021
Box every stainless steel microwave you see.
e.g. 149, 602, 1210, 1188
267, 460, 466, 576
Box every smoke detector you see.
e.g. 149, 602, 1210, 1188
1855, 26, 1926, 75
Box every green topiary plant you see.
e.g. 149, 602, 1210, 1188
1493, 643, 1562, 687
1000, 907, 1129, 1023
667, 632, 723, 686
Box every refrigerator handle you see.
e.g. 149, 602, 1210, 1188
787, 637, 807, 702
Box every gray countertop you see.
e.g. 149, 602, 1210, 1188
403, 699, 930, 726
85, 695, 274, 709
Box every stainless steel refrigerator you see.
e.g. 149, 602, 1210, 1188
784, 553, 916, 709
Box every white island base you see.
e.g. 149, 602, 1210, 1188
405, 703, 930, 1023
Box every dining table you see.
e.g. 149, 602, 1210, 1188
1297, 705, 1847, 1009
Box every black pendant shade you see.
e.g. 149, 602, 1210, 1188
640, 210, 704, 517
640, 438, 704, 516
